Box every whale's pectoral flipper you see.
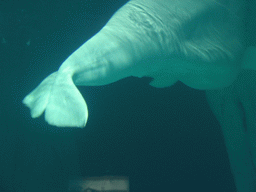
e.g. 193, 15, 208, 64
23, 72, 88, 128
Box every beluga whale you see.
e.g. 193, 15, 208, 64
23, 0, 256, 191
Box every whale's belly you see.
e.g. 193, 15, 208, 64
135, 55, 242, 90
177, 57, 241, 90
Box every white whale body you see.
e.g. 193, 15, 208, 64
23, 0, 256, 191
23, 0, 252, 128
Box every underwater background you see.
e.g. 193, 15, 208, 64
0, 0, 256, 191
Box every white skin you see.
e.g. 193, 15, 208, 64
59, 0, 243, 89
